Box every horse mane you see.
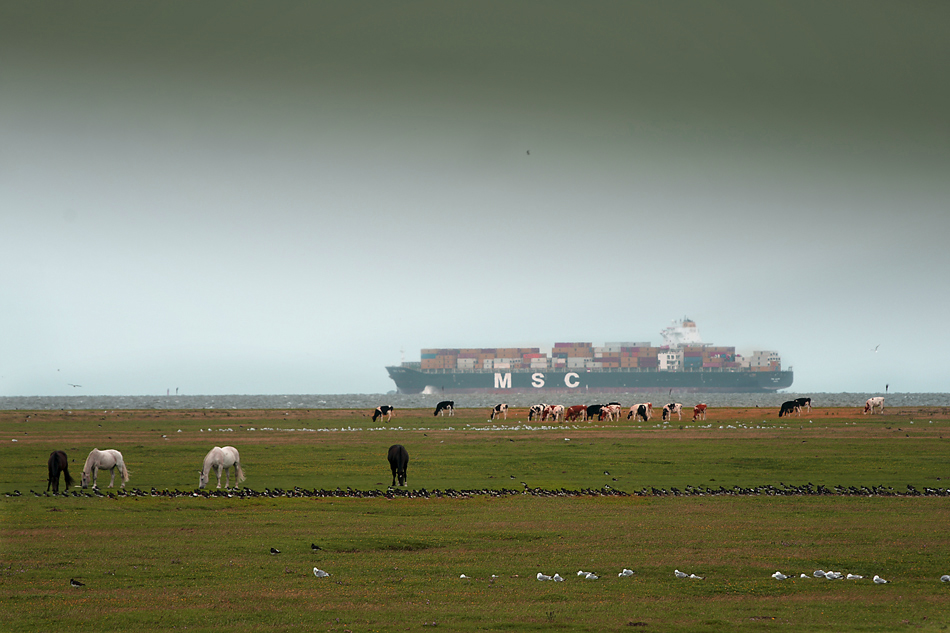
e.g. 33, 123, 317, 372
83, 449, 99, 476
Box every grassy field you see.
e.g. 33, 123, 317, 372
2, 406, 949, 631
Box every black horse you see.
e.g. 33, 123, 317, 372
47, 450, 74, 493
387, 444, 409, 487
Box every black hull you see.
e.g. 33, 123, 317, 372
386, 366, 793, 395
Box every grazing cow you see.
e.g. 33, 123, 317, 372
528, 404, 547, 421
794, 397, 812, 412
662, 403, 683, 421
692, 403, 708, 421
565, 405, 587, 422
778, 400, 801, 417
587, 404, 606, 420
372, 405, 394, 423
490, 403, 509, 420
387, 444, 409, 486
864, 397, 885, 414
627, 402, 652, 421
433, 400, 455, 416
542, 404, 564, 422
631, 404, 650, 422
600, 404, 622, 421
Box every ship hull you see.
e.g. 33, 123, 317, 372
386, 366, 793, 394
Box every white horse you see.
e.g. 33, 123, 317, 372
199, 446, 245, 489
81, 449, 130, 489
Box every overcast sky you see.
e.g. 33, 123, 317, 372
2, 1, 948, 396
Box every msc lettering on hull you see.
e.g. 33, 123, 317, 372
494, 372, 582, 389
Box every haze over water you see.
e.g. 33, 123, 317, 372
2, 2, 948, 397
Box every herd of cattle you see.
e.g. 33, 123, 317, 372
375, 401, 709, 423
375, 396, 888, 424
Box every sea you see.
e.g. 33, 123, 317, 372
1, 392, 947, 411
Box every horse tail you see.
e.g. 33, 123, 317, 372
235, 461, 246, 483
63, 466, 75, 489
119, 456, 131, 482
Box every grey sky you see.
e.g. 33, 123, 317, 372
2, 1, 948, 396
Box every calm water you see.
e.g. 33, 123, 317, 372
1, 392, 947, 411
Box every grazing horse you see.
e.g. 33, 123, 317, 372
692, 403, 708, 421
199, 446, 246, 489
433, 400, 455, 416
490, 404, 508, 420
81, 449, 130, 489
47, 450, 74, 493
778, 400, 801, 417
794, 397, 812, 412
372, 405, 394, 423
864, 397, 885, 414
388, 444, 409, 486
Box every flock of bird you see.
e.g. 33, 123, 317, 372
68, 542, 950, 588
15, 481, 950, 500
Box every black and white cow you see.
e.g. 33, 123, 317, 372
372, 405, 394, 423
528, 404, 547, 421
794, 397, 812, 412
662, 403, 683, 421
633, 404, 650, 422
387, 444, 409, 486
490, 403, 509, 420
433, 400, 455, 416
778, 400, 801, 417
587, 404, 606, 421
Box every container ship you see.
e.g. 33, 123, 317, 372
386, 318, 793, 394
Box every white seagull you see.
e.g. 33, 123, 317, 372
460, 574, 469, 579
813, 570, 826, 578
873, 575, 888, 584
313, 568, 329, 577
537, 573, 552, 581
689, 573, 703, 580
800, 574, 809, 578
941, 575, 950, 583
847, 574, 863, 580
674, 569, 688, 579
553, 573, 564, 582
584, 573, 598, 580
619, 568, 635, 577
771, 572, 788, 580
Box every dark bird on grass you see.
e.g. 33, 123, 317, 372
70, 579, 85, 587
604, 471, 610, 476
311, 543, 322, 551
270, 548, 280, 555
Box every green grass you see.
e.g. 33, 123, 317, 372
2, 407, 949, 631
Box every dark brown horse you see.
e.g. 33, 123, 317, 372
47, 450, 74, 493
387, 445, 409, 487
